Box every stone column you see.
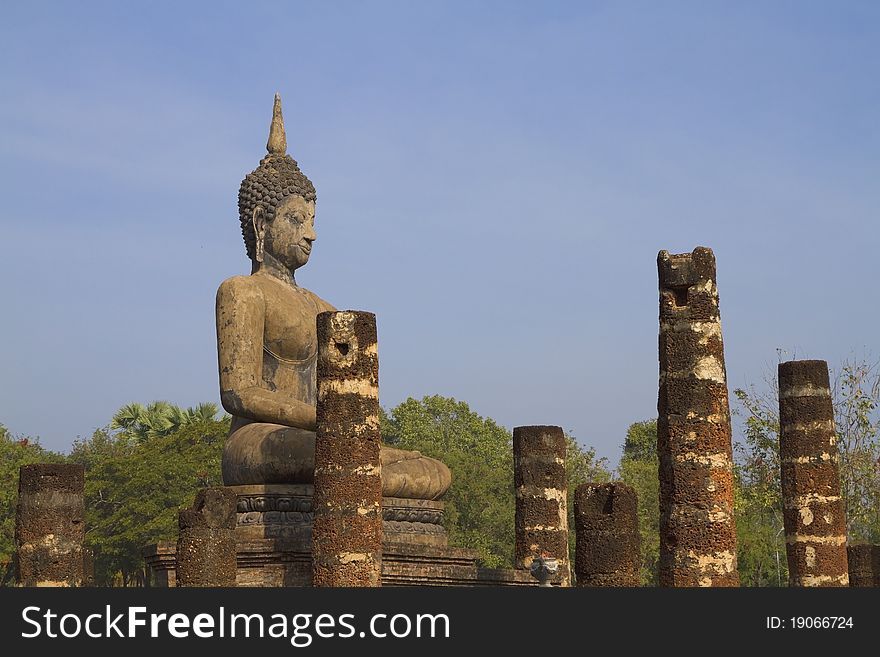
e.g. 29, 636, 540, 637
15, 464, 85, 587
574, 482, 640, 586
513, 425, 569, 586
778, 360, 849, 587
657, 247, 738, 587
846, 545, 879, 587
313, 310, 383, 587
176, 487, 238, 587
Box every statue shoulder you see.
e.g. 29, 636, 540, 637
216, 275, 266, 306
302, 288, 336, 313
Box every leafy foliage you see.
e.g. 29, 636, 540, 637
731, 382, 788, 587
381, 396, 515, 568
734, 358, 880, 550
382, 395, 609, 571
111, 401, 221, 443
70, 413, 229, 585
616, 420, 660, 585
834, 361, 880, 542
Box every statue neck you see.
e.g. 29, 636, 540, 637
252, 254, 297, 287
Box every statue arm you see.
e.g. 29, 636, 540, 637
216, 277, 317, 430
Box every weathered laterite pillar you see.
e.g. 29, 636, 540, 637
15, 464, 85, 587
513, 425, 569, 586
847, 545, 880, 587
574, 482, 640, 586
778, 360, 849, 587
313, 310, 382, 587
176, 487, 238, 587
657, 247, 738, 587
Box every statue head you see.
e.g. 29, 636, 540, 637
238, 94, 317, 270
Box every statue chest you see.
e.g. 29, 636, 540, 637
261, 293, 320, 363
260, 303, 318, 402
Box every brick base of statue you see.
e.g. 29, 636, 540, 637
144, 536, 540, 587
144, 483, 558, 586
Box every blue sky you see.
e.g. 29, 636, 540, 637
1, 1, 878, 465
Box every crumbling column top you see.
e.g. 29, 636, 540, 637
657, 246, 716, 286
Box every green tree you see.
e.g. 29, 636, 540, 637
382, 396, 515, 568
382, 395, 608, 571
0, 424, 66, 585
731, 383, 787, 587
616, 412, 791, 587
71, 415, 229, 585
733, 357, 880, 583
616, 420, 660, 585
834, 361, 880, 542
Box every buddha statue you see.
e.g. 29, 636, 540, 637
216, 94, 451, 503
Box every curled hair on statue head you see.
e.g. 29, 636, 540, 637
238, 94, 316, 261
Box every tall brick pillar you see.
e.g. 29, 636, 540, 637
176, 487, 238, 587
513, 425, 569, 586
312, 310, 383, 587
15, 464, 85, 587
574, 482, 640, 586
778, 360, 849, 586
657, 247, 738, 586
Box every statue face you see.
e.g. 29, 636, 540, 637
261, 195, 316, 270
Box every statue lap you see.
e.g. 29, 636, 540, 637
222, 422, 451, 500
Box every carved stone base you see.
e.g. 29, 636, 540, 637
143, 487, 545, 586
382, 497, 447, 548
229, 484, 447, 547
233, 484, 314, 542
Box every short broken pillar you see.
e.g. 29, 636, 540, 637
657, 247, 739, 587
778, 360, 849, 587
846, 545, 879, 587
313, 310, 383, 587
176, 487, 238, 587
574, 482, 640, 587
513, 425, 569, 586
15, 464, 85, 587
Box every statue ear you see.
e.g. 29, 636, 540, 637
252, 206, 266, 263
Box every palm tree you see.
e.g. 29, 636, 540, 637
111, 401, 220, 442
185, 402, 220, 424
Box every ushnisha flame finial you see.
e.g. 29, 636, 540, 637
267, 92, 287, 155
238, 93, 315, 261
